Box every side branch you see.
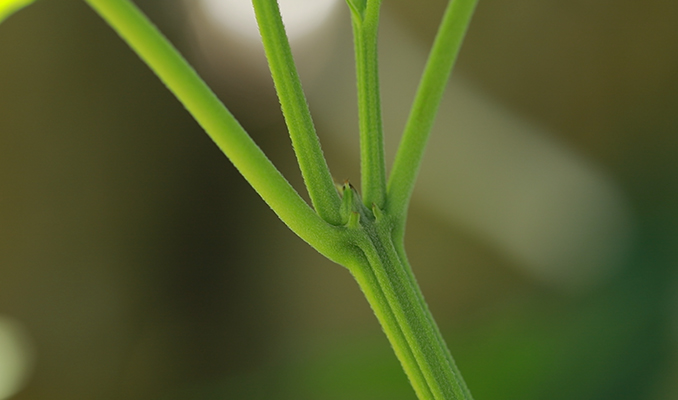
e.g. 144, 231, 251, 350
386, 0, 478, 230
252, 0, 343, 225
349, 0, 387, 209
84, 0, 349, 262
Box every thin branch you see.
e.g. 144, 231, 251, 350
84, 0, 350, 262
252, 0, 343, 225
348, 0, 387, 209
386, 0, 478, 226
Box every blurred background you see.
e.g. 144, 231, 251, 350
1, 0, 677, 399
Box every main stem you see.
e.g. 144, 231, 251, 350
347, 215, 473, 400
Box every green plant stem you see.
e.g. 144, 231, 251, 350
387, 0, 478, 235
348, 0, 387, 209
82, 0, 353, 264
252, 0, 343, 225
346, 211, 473, 400
72, 1, 476, 399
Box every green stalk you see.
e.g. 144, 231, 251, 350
387, 0, 478, 235
252, 0, 343, 225
344, 205, 473, 400
344, 0, 478, 396
347, 0, 387, 210
82, 0, 352, 264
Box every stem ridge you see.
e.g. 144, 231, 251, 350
348, 216, 473, 400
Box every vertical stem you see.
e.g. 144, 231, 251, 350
349, 250, 435, 400
393, 240, 475, 400
349, 0, 387, 209
348, 220, 473, 400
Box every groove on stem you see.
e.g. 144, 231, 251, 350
349, 219, 473, 400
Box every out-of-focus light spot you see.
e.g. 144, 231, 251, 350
0, 316, 34, 399
198, 0, 340, 42
0, 0, 35, 24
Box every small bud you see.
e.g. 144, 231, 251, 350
372, 203, 383, 221
340, 182, 355, 224
347, 211, 360, 229
345, 0, 368, 20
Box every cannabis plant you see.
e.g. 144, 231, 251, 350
0, 0, 478, 398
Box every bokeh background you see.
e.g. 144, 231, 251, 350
1, 0, 677, 399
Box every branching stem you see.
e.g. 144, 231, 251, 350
82, 0, 352, 264
2, 0, 479, 398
